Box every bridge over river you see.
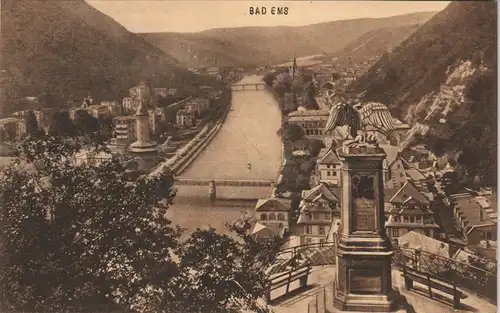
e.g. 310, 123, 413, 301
168, 75, 283, 236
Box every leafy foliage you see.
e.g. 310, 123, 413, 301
0, 135, 277, 313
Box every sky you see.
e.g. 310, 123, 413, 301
86, 1, 450, 33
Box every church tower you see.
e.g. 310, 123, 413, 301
289, 52, 298, 79
129, 100, 158, 154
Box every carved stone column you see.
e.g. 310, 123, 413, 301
334, 143, 398, 312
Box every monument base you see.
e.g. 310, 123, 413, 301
333, 289, 409, 313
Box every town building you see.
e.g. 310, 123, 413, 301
384, 181, 439, 239
153, 88, 168, 98
316, 148, 342, 187
287, 108, 329, 140
254, 198, 291, 232
176, 109, 196, 128
206, 67, 220, 76
450, 191, 497, 246
185, 97, 210, 116
296, 183, 341, 245
382, 146, 433, 199
250, 222, 285, 242
86, 104, 113, 119
111, 116, 137, 146
0, 117, 25, 140
12, 110, 44, 127
122, 97, 135, 111
101, 101, 122, 117
397, 231, 451, 258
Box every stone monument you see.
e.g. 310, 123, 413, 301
333, 138, 404, 312
129, 99, 158, 154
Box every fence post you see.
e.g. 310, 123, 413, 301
286, 270, 292, 294
427, 274, 432, 299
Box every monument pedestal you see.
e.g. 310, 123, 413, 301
332, 143, 408, 312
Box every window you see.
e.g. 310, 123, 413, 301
415, 216, 422, 223
306, 225, 312, 234
306, 238, 313, 244
320, 239, 325, 244
409, 216, 415, 223
482, 231, 492, 240
324, 213, 331, 220
269, 213, 276, 220
327, 165, 331, 169
277, 213, 285, 220
312, 213, 319, 220
403, 216, 409, 223
393, 216, 399, 223
260, 214, 267, 220
391, 229, 399, 237
327, 171, 331, 176
319, 226, 325, 235
333, 172, 337, 176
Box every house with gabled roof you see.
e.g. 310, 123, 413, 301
251, 222, 285, 242
296, 183, 341, 245
451, 191, 497, 246
255, 198, 291, 232
316, 148, 342, 187
385, 180, 439, 239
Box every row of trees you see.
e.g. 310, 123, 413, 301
263, 71, 319, 115
275, 123, 326, 219
0, 134, 281, 313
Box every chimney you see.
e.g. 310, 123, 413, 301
479, 207, 484, 221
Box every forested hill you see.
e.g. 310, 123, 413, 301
140, 12, 434, 68
0, 0, 199, 116
351, 1, 497, 187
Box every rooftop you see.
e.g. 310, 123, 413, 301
398, 231, 450, 258
453, 194, 497, 228
288, 109, 329, 117
317, 149, 342, 165
255, 198, 291, 212
389, 181, 430, 205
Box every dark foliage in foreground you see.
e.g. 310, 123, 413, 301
0, 135, 281, 313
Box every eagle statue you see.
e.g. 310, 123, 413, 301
324, 91, 397, 140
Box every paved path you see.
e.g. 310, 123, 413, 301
263, 267, 497, 313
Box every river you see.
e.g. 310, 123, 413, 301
167, 75, 283, 237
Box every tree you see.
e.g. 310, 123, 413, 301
174, 227, 281, 313
441, 171, 461, 196
25, 110, 42, 137
276, 123, 304, 143
0, 135, 276, 313
308, 139, 326, 157
48, 111, 77, 138
73, 109, 100, 136
98, 115, 114, 140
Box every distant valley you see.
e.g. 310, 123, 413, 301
140, 12, 434, 68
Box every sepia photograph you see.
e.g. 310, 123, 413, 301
0, 0, 497, 312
